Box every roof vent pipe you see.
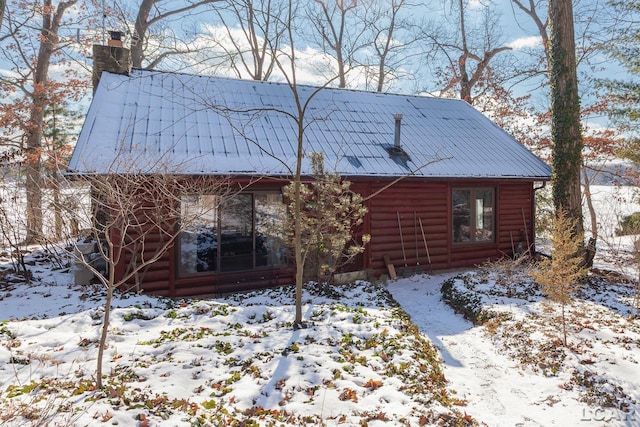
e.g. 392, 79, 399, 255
394, 113, 403, 147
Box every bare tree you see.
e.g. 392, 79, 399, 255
268, 33, 442, 327
42, 101, 82, 240
0, 0, 91, 244
548, 0, 584, 241
0, 0, 5, 32
304, 0, 368, 88
359, 0, 426, 92
204, 0, 288, 81
511, 0, 613, 79
24, 0, 79, 244
244, 0, 369, 326
129, 0, 221, 69
58, 159, 230, 389
201, 0, 427, 90
272, 9, 322, 326
633, 239, 640, 316
427, 0, 512, 104
510, 0, 627, 263
0, 184, 30, 276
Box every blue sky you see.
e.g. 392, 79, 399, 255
0, 0, 629, 136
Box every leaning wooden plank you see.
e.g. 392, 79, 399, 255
383, 254, 397, 280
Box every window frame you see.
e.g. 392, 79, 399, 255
177, 190, 286, 278
451, 187, 495, 245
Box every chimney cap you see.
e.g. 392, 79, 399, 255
393, 113, 403, 120
107, 30, 124, 47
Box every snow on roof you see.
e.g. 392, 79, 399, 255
68, 69, 551, 179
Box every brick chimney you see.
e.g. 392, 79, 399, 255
92, 31, 131, 92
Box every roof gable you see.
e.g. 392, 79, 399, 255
68, 70, 551, 180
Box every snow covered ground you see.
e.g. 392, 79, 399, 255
0, 184, 639, 426
1, 250, 639, 425
389, 271, 640, 427
0, 262, 469, 426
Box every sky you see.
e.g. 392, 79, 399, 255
0, 0, 632, 147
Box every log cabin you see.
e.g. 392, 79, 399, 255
67, 43, 551, 297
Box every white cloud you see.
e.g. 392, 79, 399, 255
508, 36, 542, 50
0, 68, 20, 79
186, 24, 374, 89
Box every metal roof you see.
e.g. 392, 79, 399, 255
68, 69, 551, 180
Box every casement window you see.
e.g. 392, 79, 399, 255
452, 188, 494, 244
178, 192, 287, 276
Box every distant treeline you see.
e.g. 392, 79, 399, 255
586, 164, 638, 186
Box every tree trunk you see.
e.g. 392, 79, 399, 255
132, 0, 154, 68
24, 0, 76, 243
96, 263, 114, 390
548, 0, 584, 237
24, 153, 43, 243
581, 164, 597, 267
376, 57, 386, 93
374, 1, 396, 93
561, 302, 567, 346
581, 165, 597, 241
294, 118, 305, 327
52, 174, 62, 239
0, 0, 5, 30
294, 187, 304, 327
25, 2, 54, 243
635, 269, 640, 317
131, 0, 219, 69
457, 0, 472, 103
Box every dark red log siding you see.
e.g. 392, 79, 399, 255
357, 180, 449, 275
112, 178, 293, 297
355, 179, 536, 276
496, 182, 536, 258
111, 193, 178, 296
117, 178, 537, 297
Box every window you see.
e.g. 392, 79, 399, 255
452, 188, 494, 244
179, 192, 286, 276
